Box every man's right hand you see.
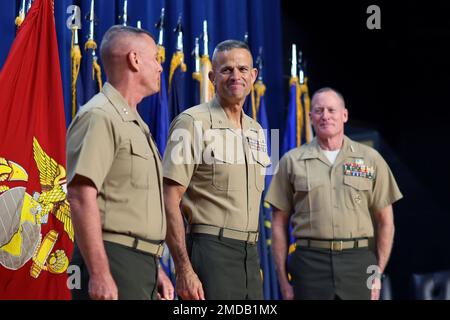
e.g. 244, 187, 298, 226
176, 269, 205, 300
69, 175, 117, 300
164, 180, 204, 300
280, 281, 294, 300
88, 272, 118, 300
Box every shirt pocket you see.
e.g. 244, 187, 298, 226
343, 175, 372, 210
212, 148, 243, 191
293, 176, 324, 213
130, 140, 154, 189
250, 148, 271, 192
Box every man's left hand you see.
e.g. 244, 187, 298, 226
157, 268, 175, 300
371, 276, 382, 300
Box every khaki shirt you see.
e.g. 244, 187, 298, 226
66, 83, 166, 241
163, 97, 270, 232
265, 136, 402, 239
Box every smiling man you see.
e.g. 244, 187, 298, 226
266, 87, 403, 300
162, 40, 270, 300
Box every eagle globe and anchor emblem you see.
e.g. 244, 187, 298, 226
0, 137, 73, 278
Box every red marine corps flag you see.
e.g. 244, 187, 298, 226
0, 0, 74, 299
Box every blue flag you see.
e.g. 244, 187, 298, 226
254, 80, 280, 300
253, 82, 270, 300
139, 45, 169, 155
300, 79, 314, 144
192, 71, 201, 106
74, 62, 84, 121
281, 76, 316, 283
243, 87, 255, 119
82, 39, 102, 105
282, 76, 313, 154
281, 77, 303, 155
255, 83, 271, 189
257, 200, 271, 299
148, 73, 169, 154
282, 77, 301, 267
168, 51, 187, 121
71, 29, 83, 124
152, 45, 169, 155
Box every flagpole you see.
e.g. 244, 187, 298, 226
71, 27, 82, 118
155, 8, 166, 65
26, 0, 33, 13
15, 0, 26, 27
122, 0, 128, 26
193, 37, 200, 74
85, 0, 103, 91
298, 50, 313, 143
169, 15, 186, 90
291, 44, 297, 78
200, 20, 214, 103
89, 0, 95, 41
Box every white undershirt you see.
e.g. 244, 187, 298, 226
320, 148, 341, 165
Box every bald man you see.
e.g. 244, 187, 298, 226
67, 25, 168, 300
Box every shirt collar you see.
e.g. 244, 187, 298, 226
209, 96, 256, 132
298, 139, 329, 166
299, 136, 364, 162
102, 82, 138, 122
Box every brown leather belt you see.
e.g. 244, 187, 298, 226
103, 232, 165, 257
188, 225, 259, 244
296, 238, 369, 251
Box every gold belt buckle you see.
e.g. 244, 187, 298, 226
247, 232, 259, 244
156, 244, 165, 257
331, 241, 343, 251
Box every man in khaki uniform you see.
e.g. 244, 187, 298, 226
67, 25, 169, 300
163, 40, 270, 300
266, 87, 402, 300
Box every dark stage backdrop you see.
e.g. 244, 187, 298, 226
282, 0, 450, 299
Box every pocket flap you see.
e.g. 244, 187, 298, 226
212, 148, 235, 164
131, 140, 151, 159
344, 176, 372, 191
250, 148, 271, 167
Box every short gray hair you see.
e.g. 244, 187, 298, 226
212, 40, 253, 66
311, 87, 346, 107
100, 25, 155, 62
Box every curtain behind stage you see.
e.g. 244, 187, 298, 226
0, 0, 284, 130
